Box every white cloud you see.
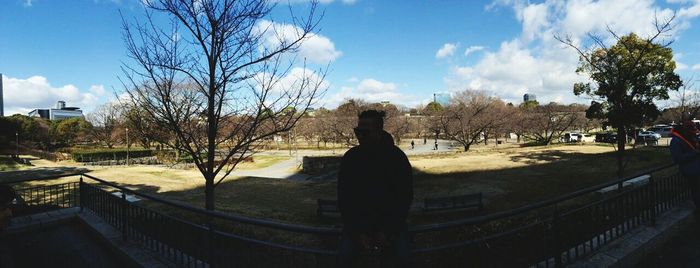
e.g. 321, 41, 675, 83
692, 63, 700, 71
342, 0, 357, 4
464, 46, 485, 56
323, 78, 422, 108
23, 0, 32, 7
2, 75, 98, 116
89, 85, 106, 96
435, 43, 458, 59
447, 0, 700, 104
255, 20, 342, 64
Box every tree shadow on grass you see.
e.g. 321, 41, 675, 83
128, 146, 672, 228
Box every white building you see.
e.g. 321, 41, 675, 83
29, 101, 84, 120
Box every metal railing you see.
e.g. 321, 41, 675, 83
4, 163, 689, 267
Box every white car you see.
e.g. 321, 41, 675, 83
580, 133, 596, 143
637, 131, 661, 141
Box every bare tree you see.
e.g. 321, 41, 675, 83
87, 103, 122, 149
522, 103, 581, 145
121, 0, 326, 210
667, 76, 700, 123
439, 90, 504, 151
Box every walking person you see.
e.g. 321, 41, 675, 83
410, 140, 415, 150
670, 120, 700, 215
337, 110, 414, 268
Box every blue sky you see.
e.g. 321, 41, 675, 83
2, 0, 700, 116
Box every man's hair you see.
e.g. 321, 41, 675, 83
358, 109, 386, 129
0, 184, 15, 205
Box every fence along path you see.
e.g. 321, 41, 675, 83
5, 163, 687, 267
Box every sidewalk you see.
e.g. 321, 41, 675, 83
636, 217, 700, 267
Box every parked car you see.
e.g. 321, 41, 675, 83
562, 132, 582, 143
637, 131, 661, 141
580, 133, 596, 143
595, 133, 609, 143
648, 125, 673, 137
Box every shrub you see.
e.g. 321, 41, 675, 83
71, 148, 152, 162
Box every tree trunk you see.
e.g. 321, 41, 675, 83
205, 175, 215, 210
464, 144, 470, 152
616, 126, 626, 179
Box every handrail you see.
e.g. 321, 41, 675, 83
79, 173, 341, 235
3, 172, 84, 185
409, 162, 675, 233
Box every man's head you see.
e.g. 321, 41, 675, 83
355, 110, 385, 146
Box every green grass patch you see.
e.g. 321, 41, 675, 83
0, 156, 21, 171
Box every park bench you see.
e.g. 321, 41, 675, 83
423, 193, 483, 213
317, 199, 339, 216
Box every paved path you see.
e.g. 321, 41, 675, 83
230, 139, 465, 180
232, 156, 308, 180
636, 217, 700, 267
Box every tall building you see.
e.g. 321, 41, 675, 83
523, 93, 537, 102
0, 73, 4, 117
28, 101, 84, 120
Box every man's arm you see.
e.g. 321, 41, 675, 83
670, 138, 698, 165
398, 150, 413, 210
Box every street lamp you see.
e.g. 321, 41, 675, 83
126, 128, 130, 166
15, 132, 18, 157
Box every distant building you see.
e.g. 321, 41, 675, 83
523, 93, 537, 102
29, 101, 84, 120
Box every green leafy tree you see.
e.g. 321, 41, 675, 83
50, 118, 92, 147
558, 17, 682, 177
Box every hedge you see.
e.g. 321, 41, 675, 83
72, 149, 153, 162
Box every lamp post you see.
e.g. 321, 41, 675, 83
15, 132, 19, 157
126, 128, 130, 166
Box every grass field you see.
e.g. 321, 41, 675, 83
3, 144, 673, 227
0, 156, 23, 171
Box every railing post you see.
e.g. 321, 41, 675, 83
121, 192, 128, 241
552, 206, 562, 268
208, 217, 216, 268
649, 175, 657, 226
79, 175, 84, 213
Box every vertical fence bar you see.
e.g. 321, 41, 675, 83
122, 192, 128, 241
79, 176, 84, 212
552, 206, 562, 268
650, 175, 657, 226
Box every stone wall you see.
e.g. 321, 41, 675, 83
302, 156, 342, 175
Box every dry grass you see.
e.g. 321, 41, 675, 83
3, 144, 672, 226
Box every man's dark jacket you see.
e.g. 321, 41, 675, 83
670, 129, 700, 177
337, 131, 413, 233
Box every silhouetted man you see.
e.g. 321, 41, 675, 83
670, 121, 700, 214
337, 110, 413, 267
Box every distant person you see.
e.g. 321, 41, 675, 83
337, 110, 413, 268
670, 121, 700, 214
0, 184, 15, 231
434, 141, 438, 150
423, 138, 426, 145
410, 140, 415, 150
